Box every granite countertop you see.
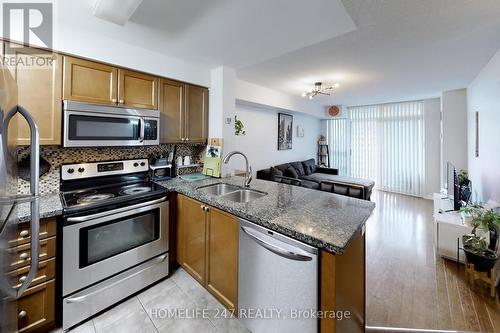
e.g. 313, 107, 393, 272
18, 192, 63, 223
156, 176, 375, 255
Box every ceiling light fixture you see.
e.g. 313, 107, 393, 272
302, 82, 339, 99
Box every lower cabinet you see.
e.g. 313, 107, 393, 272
176, 194, 238, 311
206, 208, 238, 311
7, 217, 57, 333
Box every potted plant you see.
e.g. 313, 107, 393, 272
460, 205, 500, 272
457, 169, 472, 203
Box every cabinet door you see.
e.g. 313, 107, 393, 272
177, 195, 207, 284
185, 85, 208, 143
63, 56, 117, 105
2, 42, 62, 145
159, 79, 184, 143
118, 69, 158, 109
17, 279, 55, 333
206, 207, 238, 310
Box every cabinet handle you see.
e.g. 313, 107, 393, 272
19, 230, 29, 237
18, 310, 27, 319
19, 276, 27, 283
19, 252, 29, 260
201, 205, 204, 210
111, 98, 117, 103
119, 99, 124, 104
205, 207, 209, 212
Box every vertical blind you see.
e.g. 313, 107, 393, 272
326, 101, 425, 196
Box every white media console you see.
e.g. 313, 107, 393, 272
433, 193, 472, 263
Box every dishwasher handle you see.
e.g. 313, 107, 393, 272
241, 226, 313, 261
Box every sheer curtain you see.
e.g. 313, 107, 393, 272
326, 101, 425, 196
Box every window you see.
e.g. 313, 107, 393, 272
326, 101, 425, 196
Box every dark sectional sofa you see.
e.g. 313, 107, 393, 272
256, 158, 375, 200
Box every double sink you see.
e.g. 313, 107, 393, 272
197, 183, 267, 203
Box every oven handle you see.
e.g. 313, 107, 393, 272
66, 196, 167, 223
64, 254, 167, 304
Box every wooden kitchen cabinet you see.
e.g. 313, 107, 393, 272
177, 195, 207, 284
206, 207, 238, 310
63, 55, 118, 105
320, 228, 365, 333
118, 69, 158, 109
63, 56, 159, 110
6, 217, 57, 333
1, 42, 63, 145
176, 195, 238, 310
159, 79, 184, 143
17, 279, 55, 333
159, 82, 208, 144
185, 84, 208, 143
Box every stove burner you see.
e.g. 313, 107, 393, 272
77, 193, 115, 204
120, 187, 152, 196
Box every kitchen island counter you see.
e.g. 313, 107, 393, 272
156, 176, 375, 255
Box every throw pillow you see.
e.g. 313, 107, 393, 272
283, 165, 299, 179
290, 161, 305, 176
302, 159, 316, 175
269, 167, 283, 181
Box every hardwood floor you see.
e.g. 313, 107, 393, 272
366, 190, 500, 332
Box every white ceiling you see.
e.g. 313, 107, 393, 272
237, 0, 500, 106
57, 0, 500, 107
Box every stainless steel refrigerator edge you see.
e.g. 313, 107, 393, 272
0, 62, 41, 332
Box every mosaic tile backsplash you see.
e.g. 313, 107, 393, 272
17, 144, 206, 194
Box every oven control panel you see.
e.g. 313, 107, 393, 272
61, 159, 149, 180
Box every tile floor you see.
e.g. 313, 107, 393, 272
54, 268, 249, 333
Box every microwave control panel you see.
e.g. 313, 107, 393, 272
144, 119, 158, 141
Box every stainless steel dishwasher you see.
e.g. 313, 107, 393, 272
238, 219, 318, 333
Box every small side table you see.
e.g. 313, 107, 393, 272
465, 262, 498, 298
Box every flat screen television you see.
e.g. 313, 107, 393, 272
446, 161, 461, 210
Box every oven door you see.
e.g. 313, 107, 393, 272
63, 110, 144, 147
62, 197, 168, 296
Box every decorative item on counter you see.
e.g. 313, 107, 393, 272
18, 154, 50, 181
203, 139, 223, 178
176, 156, 183, 166
235, 115, 246, 136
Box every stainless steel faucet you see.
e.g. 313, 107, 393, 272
223, 151, 252, 187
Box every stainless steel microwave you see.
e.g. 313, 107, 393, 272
63, 100, 160, 147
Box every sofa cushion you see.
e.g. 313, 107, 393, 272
290, 161, 305, 176
301, 159, 316, 175
269, 167, 283, 182
275, 163, 291, 172
283, 165, 299, 178
300, 180, 320, 190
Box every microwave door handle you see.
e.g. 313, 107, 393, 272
139, 118, 145, 143
4, 105, 40, 298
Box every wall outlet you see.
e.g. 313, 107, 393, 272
225, 117, 232, 124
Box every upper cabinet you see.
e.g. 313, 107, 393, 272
118, 69, 158, 109
63, 56, 158, 109
62, 56, 117, 105
159, 82, 208, 144
185, 85, 209, 143
2, 42, 63, 145
159, 79, 184, 143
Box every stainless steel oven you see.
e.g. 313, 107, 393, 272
63, 100, 160, 147
62, 196, 168, 329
